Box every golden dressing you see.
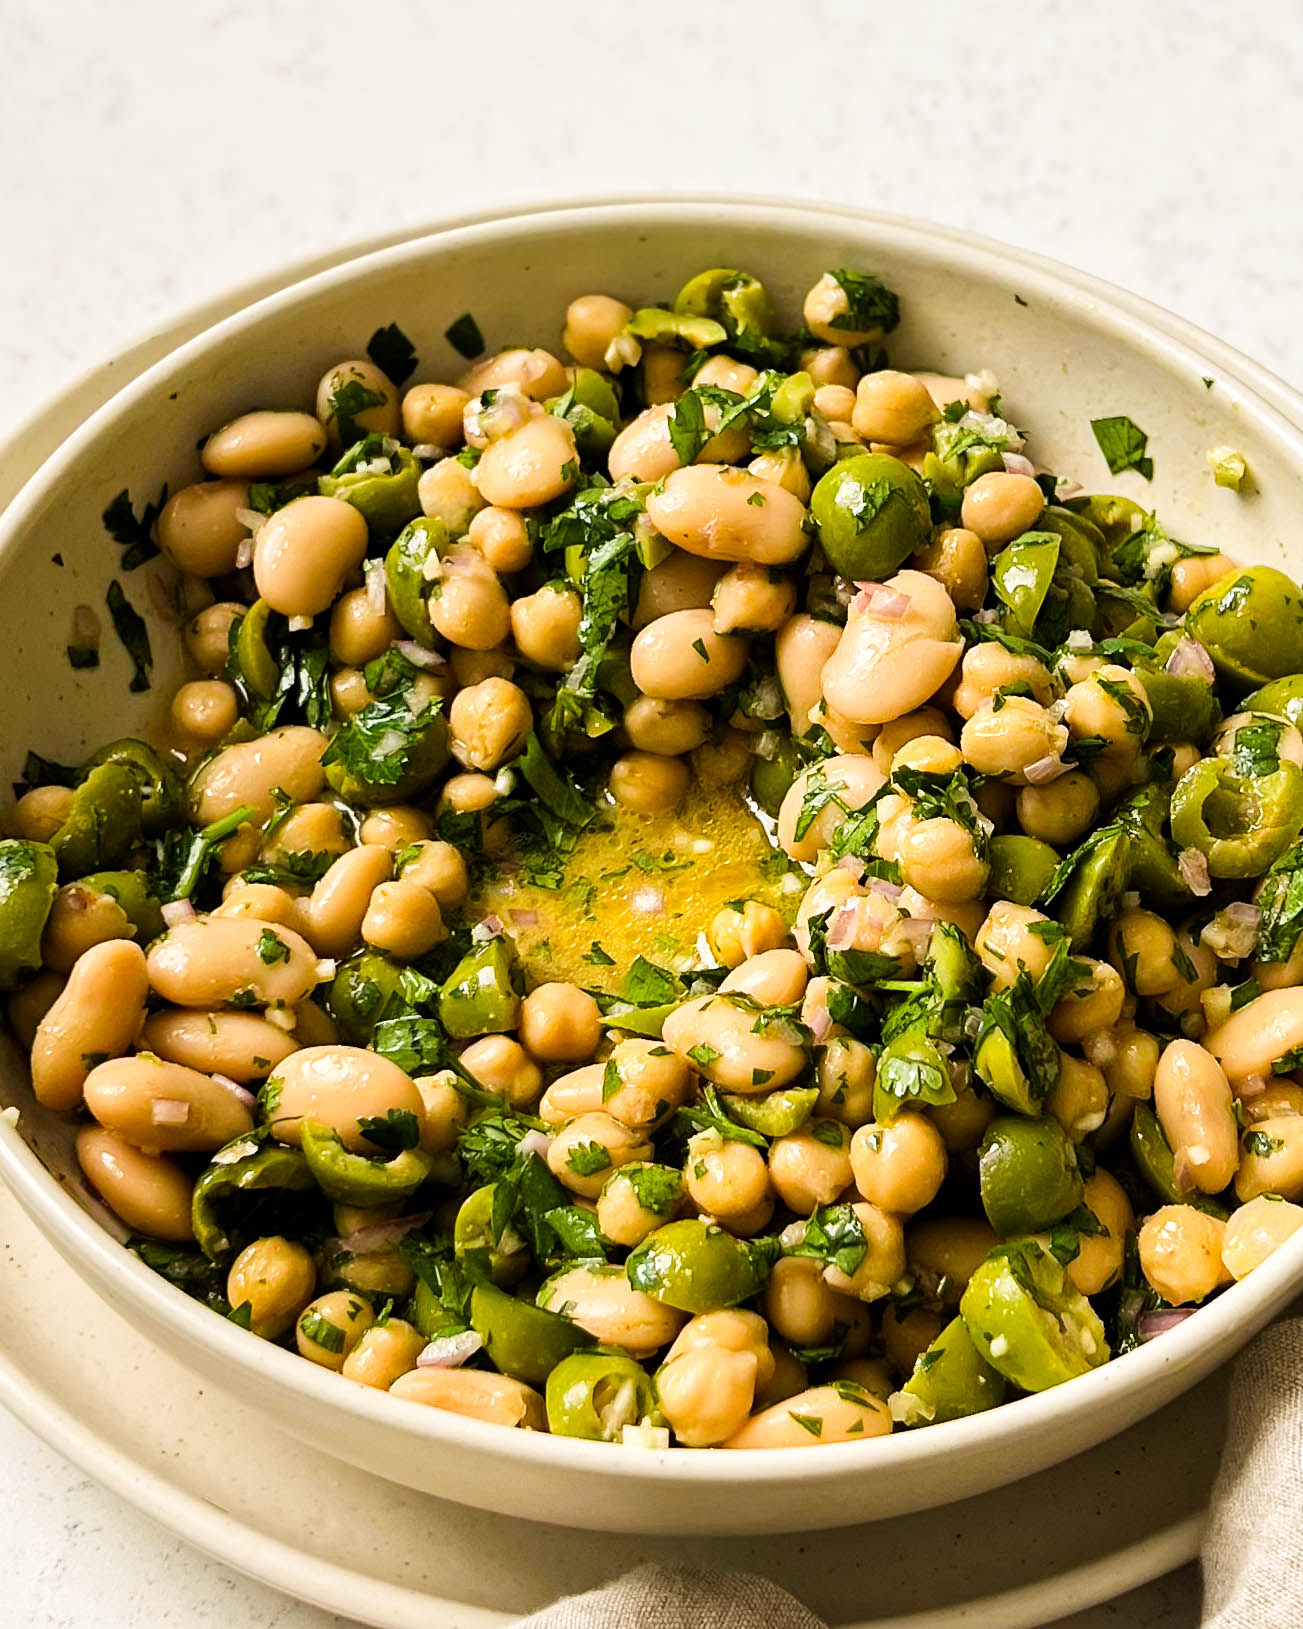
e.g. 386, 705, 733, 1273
464, 783, 792, 988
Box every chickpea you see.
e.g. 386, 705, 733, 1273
707, 900, 791, 967
40, 882, 131, 973
1068, 1169, 1133, 1296
474, 414, 578, 510
768, 1121, 853, 1215
721, 949, 809, 1008
975, 900, 1058, 990
398, 379, 466, 446
747, 445, 811, 501
1236, 1116, 1303, 1201
156, 480, 251, 577
252, 495, 368, 619
960, 471, 1045, 548
444, 676, 530, 772
419, 456, 485, 537
413, 1071, 469, 1153
1047, 1053, 1109, 1141
850, 370, 938, 445
228, 1236, 317, 1340
201, 410, 326, 479
394, 840, 469, 908
179, 600, 241, 674
461, 347, 567, 403
464, 505, 532, 574
317, 359, 399, 443
437, 772, 510, 855
684, 1130, 772, 1221
869, 713, 954, 776
1100, 1025, 1160, 1102
429, 545, 512, 650
6, 969, 64, 1049
756, 1343, 812, 1409
777, 753, 885, 863
519, 982, 603, 1064
508, 583, 581, 670
330, 667, 371, 717
898, 817, 989, 905
813, 383, 857, 423
1138, 1205, 1229, 1305
816, 1034, 876, 1127
1154, 933, 1219, 1035
75, 1126, 194, 1243
803, 272, 888, 347
594, 1038, 691, 1131
961, 696, 1068, 782
341, 1319, 426, 1390
1048, 958, 1126, 1044
763, 1257, 858, 1349
1063, 665, 1150, 756
953, 642, 1055, 722
690, 727, 754, 787
1169, 552, 1235, 613
358, 807, 433, 851
597, 1162, 685, 1248
882, 1304, 944, 1379
328, 585, 400, 668
639, 344, 684, 405
850, 1115, 948, 1215
695, 354, 759, 395
799, 345, 858, 390
563, 294, 634, 370
907, 1215, 999, 1294
821, 1202, 907, 1301
296, 1289, 374, 1369
1108, 910, 1180, 997
711, 562, 798, 636
658, 1346, 759, 1448
260, 802, 348, 866
609, 750, 691, 814
170, 679, 240, 746
1222, 1194, 1303, 1280
622, 696, 710, 758
7, 784, 73, 843
1016, 771, 1099, 847
361, 879, 445, 959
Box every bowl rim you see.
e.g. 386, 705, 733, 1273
3, 191, 1302, 1486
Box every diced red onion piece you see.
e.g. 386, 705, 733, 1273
509, 909, 542, 927
971, 608, 999, 625
963, 1009, 985, 1040
1002, 452, 1036, 478
867, 875, 903, 900
1238, 1073, 1269, 1101
853, 583, 912, 620
336, 1212, 432, 1255
1225, 902, 1262, 927
417, 1331, 484, 1369
518, 1130, 552, 1162
210, 1073, 257, 1111
365, 559, 388, 616
234, 506, 266, 536
1172, 1147, 1196, 1194
631, 885, 666, 914
896, 917, 934, 955
392, 639, 445, 671
235, 536, 255, 570
161, 899, 197, 927
807, 1003, 833, 1044
1165, 638, 1216, 681
825, 900, 861, 952
471, 915, 504, 943
836, 854, 867, 881
1138, 1308, 1197, 1340
1023, 754, 1071, 785
1178, 849, 1212, 897
150, 1098, 190, 1126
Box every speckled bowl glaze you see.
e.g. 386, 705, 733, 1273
2, 198, 1302, 1536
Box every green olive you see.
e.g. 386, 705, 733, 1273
720, 1085, 819, 1137
50, 763, 144, 881
673, 268, 782, 356
546, 370, 620, 461
624, 1218, 775, 1314
973, 1023, 1042, 1118
874, 1027, 956, 1121
327, 951, 405, 1045
978, 1116, 1084, 1236
0, 839, 58, 989
1169, 758, 1303, 878
83, 739, 186, 835
1063, 493, 1147, 561
191, 1141, 317, 1260
991, 533, 1061, 637
385, 517, 446, 647
899, 1314, 1007, 1424
231, 599, 280, 701
1036, 506, 1104, 584
545, 1350, 660, 1441
750, 736, 809, 817
1054, 826, 1130, 951
810, 453, 931, 582
1244, 673, 1303, 731
453, 1183, 529, 1285
624, 308, 727, 350
1187, 567, 1303, 688
1134, 642, 1222, 743
438, 938, 522, 1039
1129, 1101, 1229, 1216
986, 835, 1059, 907
77, 869, 165, 943
960, 1240, 1108, 1391
469, 1281, 593, 1386
319, 438, 421, 537
323, 705, 450, 807
299, 1121, 432, 1206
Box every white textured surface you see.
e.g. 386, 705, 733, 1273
3, 0, 1299, 1621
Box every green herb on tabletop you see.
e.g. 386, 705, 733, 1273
444, 312, 485, 360
102, 485, 166, 571
366, 322, 419, 387
105, 580, 153, 692
1090, 415, 1154, 480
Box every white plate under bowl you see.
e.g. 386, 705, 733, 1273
0, 196, 1299, 1540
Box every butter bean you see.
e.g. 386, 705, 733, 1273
663, 993, 808, 1092
201, 410, 326, 478
191, 726, 328, 825
821, 571, 961, 726
75, 1125, 195, 1242
140, 1008, 298, 1083
253, 496, 369, 618
1207, 988, 1303, 1083
1222, 1194, 1303, 1279
777, 753, 885, 862
304, 845, 393, 958
1235, 1116, 1303, 1202
629, 609, 748, 700
538, 1264, 684, 1356
723, 1381, 891, 1448
146, 915, 319, 1008
390, 1366, 545, 1428
31, 940, 148, 1111
473, 414, 578, 509
84, 1053, 254, 1152
1154, 1039, 1239, 1194
646, 465, 809, 566
266, 1044, 426, 1152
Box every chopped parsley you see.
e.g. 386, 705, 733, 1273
357, 1108, 422, 1152
255, 928, 291, 965
105, 580, 153, 692
102, 485, 166, 571
366, 321, 418, 386
444, 312, 485, 360
1090, 415, 1154, 481
827, 269, 901, 335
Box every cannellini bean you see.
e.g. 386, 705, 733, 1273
266, 1045, 427, 1152
720, 949, 809, 1008
629, 609, 748, 700
304, 845, 393, 958
775, 614, 843, 734
1153, 1040, 1239, 1195
1222, 1195, 1303, 1279
776, 753, 885, 862
1207, 989, 1303, 1083
723, 1381, 892, 1448
537, 1264, 684, 1356
30, 940, 149, 1111
147, 916, 319, 1008
201, 410, 326, 478
253, 496, 369, 618
645, 465, 810, 566
820, 571, 961, 726
537, 1063, 606, 1127
190, 726, 328, 825
75, 1125, 195, 1241
83, 1054, 255, 1153
390, 1366, 546, 1429
663, 993, 808, 1091
140, 1008, 299, 1083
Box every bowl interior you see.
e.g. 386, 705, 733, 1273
4, 198, 1303, 1531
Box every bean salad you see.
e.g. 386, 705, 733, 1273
3, 260, 1301, 1449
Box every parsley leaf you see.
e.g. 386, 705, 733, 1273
105, 580, 153, 692
102, 485, 166, 571
357, 1108, 421, 1152
366, 322, 418, 387
1090, 415, 1154, 481
444, 312, 485, 360
792, 1203, 868, 1278
320, 692, 443, 789
827, 269, 901, 335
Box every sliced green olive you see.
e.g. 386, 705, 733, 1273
750, 736, 809, 817
191, 1140, 317, 1260
1063, 493, 1147, 561
721, 1085, 818, 1137
319, 438, 421, 537
1054, 826, 1130, 951
1170, 757, 1303, 879
624, 308, 728, 350
810, 452, 931, 582
545, 1350, 660, 1441
624, 1218, 775, 1313
673, 268, 782, 356
991, 532, 1061, 638
231, 599, 281, 700
0, 839, 58, 990
1187, 566, 1303, 689
1036, 506, 1104, 584
978, 1116, 1083, 1236
50, 762, 143, 881
327, 951, 405, 1044
546, 370, 620, 460
960, 1240, 1109, 1391
874, 1027, 956, 1121
898, 1314, 1007, 1424
1244, 673, 1303, 731
83, 739, 186, 835
386, 517, 446, 647
439, 938, 522, 1039
987, 835, 1059, 906
453, 1183, 529, 1285
973, 1023, 1040, 1117
299, 1121, 432, 1206
1129, 1102, 1229, 1217
469, 1281, 593, 1386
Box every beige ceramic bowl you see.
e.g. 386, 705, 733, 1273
2, 197, 1301, 1536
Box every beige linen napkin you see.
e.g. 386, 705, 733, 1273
1201, 1318, 1303, 1626
511, 1561, 828, 1628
